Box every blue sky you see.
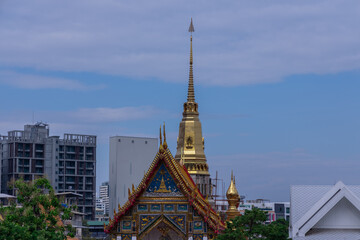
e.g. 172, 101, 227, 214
0, 0, 360, 201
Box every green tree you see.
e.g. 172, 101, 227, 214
0, 178, 74, 240
239, 208, 267, 239
262, 219, 290, 240
216, 208, 290, 240
216, 215, 247, 240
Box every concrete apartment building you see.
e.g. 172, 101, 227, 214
109, 136, 157, 217
0, 123, 96, 220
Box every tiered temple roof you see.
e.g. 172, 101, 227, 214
105, 130, 225, 236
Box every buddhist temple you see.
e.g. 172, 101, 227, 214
105, 19, 242, 239
104, 125, 225, 239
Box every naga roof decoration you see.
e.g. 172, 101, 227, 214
104, 132, 225, 234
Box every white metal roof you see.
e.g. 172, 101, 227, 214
291, 181, 360, 239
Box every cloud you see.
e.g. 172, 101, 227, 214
70, 106, 160, 122
0, 71, 105, 90
0, 0, 359, 86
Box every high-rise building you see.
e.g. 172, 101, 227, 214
0, 123, 96, 220
109, 136, 157, 217
99, 181, 109, 215
96, 197, 105, 214
174, 19, 212, 198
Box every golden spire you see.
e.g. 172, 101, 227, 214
187, 18, 195, 103
226, 171, 240, 221
226, 171, 239, 197
175, 18, 210, 198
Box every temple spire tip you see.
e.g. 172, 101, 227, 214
187, 18, 195, 103
188, 18, 195, 33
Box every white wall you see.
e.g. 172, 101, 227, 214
314, 197, 360, 229
109, 136, 157, 217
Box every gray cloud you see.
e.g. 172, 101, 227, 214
0, 71, 105, 90
70, 106, 160, 122
0, 0, 359, 86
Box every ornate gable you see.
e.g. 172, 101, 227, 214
105, 126, 225, 239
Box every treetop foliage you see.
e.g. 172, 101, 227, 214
0, 178, 74, 240
216, 208, 291, 240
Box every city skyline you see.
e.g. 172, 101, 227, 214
1, 0, 360, 201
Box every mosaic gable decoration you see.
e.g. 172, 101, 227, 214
139, 214, 160, 233
193, 234, 204, 240
164, 204, 175, 212
194, 221, 203, 231
122, 220, 132, 230
165, 214, 186, 233
137, 204, 147, 211
121, 234, 132, 240
144, 163, 182, 197
178, 204, 188, 211
150, 204, 161, 212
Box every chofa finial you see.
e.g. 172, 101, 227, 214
163, 122, 166, 142
163, 122, 168, 149
159, 125, 162, 145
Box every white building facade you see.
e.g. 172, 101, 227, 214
99, 181, 109, 215
109, 136, 157, 218
215, 198, 290, 224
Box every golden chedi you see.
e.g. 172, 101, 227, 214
226, 171, 240, 221
175, 18, 212, 198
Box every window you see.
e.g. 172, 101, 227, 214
66, 176, 75, 182
66, 146, 75, 152
66, 169, 75, 175
86, 162, 93, 169
66, 161, 75, 167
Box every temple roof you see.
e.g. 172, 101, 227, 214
105, 137, 225, 234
